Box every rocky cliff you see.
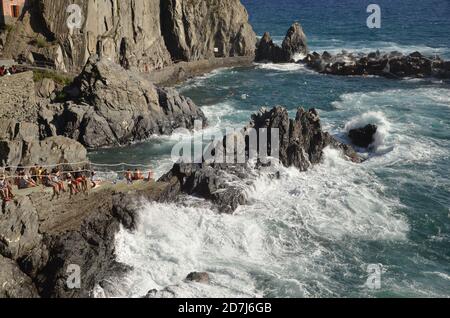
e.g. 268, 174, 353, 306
3, 0, 256, 73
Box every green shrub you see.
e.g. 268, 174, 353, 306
33, 69, 73, 87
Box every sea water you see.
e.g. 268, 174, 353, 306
90, 0, 450, 297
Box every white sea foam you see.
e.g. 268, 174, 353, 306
106, 85, 449, 298
344, 111, 391, 151
110, 147, 409, 298
255, 62, 306, 72
256, 63, 316, 74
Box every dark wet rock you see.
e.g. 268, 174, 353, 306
348, 124, 378, 148
302, 50, 450, 79
162, 106, 361, 213
161, 163, 249, 214
185, 272, 210, 284
256, 23, 308, 63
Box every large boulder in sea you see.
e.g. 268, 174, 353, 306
160, 0, 256, 61
162, 106, 361, 213
40, 57, 207, 148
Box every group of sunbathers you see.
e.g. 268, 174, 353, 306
0, 165, 93, 202
0, 164, 155, 203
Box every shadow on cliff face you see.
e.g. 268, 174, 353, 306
160, 0, 189, 62
21, 0, 55, 41
0, 0, 5, 27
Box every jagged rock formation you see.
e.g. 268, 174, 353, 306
255, 23, 308, 63
39, 57, 207, 148
3, 0, 256, 73
281, 23, 308, 59
302, 50, 450, 79
162, 106, 361, 213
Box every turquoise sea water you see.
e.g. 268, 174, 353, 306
91, 1, 450, 297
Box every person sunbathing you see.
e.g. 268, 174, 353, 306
90, 171, 102, 188
30, 164, 39, 184
74, 169, 88, 193
125, 169, 133, 184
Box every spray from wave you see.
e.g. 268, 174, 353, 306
344, 111, 391, 151
108, 147, 409, 298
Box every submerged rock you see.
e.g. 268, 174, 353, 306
348, 124, 378, 148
